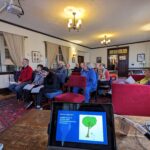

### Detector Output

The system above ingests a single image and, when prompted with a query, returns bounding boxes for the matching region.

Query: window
[0,35,16,72]
[52,46,64,69]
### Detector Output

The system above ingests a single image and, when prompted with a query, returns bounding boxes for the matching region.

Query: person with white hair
[55,61,67,86]
[73,62,97,103]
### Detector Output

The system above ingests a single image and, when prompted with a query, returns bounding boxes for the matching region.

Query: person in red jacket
[9,58,33,100]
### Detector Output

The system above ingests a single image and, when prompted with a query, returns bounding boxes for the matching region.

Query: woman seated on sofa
[126,68,150,85]
[137,68,150,84]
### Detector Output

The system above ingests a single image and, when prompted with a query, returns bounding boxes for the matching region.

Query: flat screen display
[56,110,108,145]
[48,103,116,150]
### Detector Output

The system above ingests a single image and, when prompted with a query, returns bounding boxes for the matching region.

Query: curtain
[45,41,59,68]
[3,32,25,67]
[61,46,69,64]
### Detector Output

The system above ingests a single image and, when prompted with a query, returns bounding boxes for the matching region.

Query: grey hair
[86,62,93,69]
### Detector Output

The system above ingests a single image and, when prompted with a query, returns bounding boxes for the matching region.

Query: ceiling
[0,0,150,49]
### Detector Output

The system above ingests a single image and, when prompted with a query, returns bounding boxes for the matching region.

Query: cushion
[125,76,135,84]
[45,90,62,99]
[55,93,85,103]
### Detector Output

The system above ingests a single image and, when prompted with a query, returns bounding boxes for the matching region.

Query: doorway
[78,55,84,65]
[107,47,129,77]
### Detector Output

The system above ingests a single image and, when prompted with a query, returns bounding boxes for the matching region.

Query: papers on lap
[23,84,35,90]
[31,85,44,93]
[9,81,18,85]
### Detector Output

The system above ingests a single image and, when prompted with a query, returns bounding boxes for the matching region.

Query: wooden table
[0,109,150,150]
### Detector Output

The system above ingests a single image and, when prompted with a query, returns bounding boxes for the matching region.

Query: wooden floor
[0,93,15,101]
[0,109,150,150]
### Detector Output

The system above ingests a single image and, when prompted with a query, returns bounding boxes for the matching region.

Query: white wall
[0,21,90,69]
[78,50,90,63]
[90,42,150,68]
[0,21,90,88]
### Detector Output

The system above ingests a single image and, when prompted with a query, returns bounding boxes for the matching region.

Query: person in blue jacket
[73,62,97,103]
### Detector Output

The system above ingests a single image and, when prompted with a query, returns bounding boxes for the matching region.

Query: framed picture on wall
[32,51,41,63]
[137,53,145,62]
[96,57,102,63]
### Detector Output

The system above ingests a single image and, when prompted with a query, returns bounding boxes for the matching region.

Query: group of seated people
[9,58,68,109]
[9,58,112,109]
[9,58,150,110]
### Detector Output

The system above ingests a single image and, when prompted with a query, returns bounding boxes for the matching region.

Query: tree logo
[82,116,97,137]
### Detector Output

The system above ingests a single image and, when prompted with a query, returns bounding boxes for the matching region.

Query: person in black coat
[73,63,82,72]
[35,70,60,109]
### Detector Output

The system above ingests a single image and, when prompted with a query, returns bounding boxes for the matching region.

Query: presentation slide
[56,110,108,145]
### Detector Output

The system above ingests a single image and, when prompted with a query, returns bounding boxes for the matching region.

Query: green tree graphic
[82,116,97,138]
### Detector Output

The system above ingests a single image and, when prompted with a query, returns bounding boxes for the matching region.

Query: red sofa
[112,83,150,116]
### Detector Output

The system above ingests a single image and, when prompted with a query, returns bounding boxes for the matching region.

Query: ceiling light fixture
[101,35,111,45]
[68,12,82,32]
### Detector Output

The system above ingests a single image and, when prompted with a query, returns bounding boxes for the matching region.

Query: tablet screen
[48,103,116,150]
[56,110,108,145]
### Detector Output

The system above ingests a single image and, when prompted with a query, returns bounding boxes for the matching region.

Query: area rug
[0,97,27,133]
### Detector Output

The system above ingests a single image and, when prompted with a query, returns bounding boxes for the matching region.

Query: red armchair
[55,75,86,103]
[112,83,150,116]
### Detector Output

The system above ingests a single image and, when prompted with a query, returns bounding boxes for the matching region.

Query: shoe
[25,101,33,109]
[36,105,43,110]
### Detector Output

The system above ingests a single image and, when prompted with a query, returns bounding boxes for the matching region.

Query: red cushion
[67,76,86,88]
[112,83,150,116]
[129,75,145,81]
[71,72,81,75]
[55,93,85,103]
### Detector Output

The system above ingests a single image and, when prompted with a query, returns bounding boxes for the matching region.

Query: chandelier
[101,35,111,45]
[68,12,82,31]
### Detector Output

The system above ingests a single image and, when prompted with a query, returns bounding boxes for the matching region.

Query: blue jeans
[9,81,30,99]
[73,86,95,103]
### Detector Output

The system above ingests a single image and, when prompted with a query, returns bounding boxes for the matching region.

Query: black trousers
[35,88,58,106]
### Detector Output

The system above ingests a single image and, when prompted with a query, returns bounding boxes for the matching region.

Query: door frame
[107,46,129,76]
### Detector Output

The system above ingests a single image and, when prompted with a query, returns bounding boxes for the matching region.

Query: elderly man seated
[54,61,67,86]
[73,62,97,103]
[9,58,33,101]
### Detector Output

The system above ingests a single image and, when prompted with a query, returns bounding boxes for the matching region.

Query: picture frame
[72,57,75,63]
[137,53,145,62]
[32,51,41,63]
[96,57,102,63]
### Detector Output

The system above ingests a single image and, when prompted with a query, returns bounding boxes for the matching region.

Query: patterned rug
[0,97,27,133]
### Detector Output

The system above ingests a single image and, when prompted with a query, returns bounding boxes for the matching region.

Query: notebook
[48,102,116,150]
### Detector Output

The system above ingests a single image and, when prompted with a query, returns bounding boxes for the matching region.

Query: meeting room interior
[0,0,150,150]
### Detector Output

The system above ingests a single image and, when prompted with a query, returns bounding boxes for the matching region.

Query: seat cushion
[45,90,63,99]
[55,93,85,103]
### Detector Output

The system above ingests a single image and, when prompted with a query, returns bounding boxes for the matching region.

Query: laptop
[48,102,116,150]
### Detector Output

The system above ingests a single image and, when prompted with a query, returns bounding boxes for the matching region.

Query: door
[118,54,128,77]
[107,47,129,77]
[78,55,84,65]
